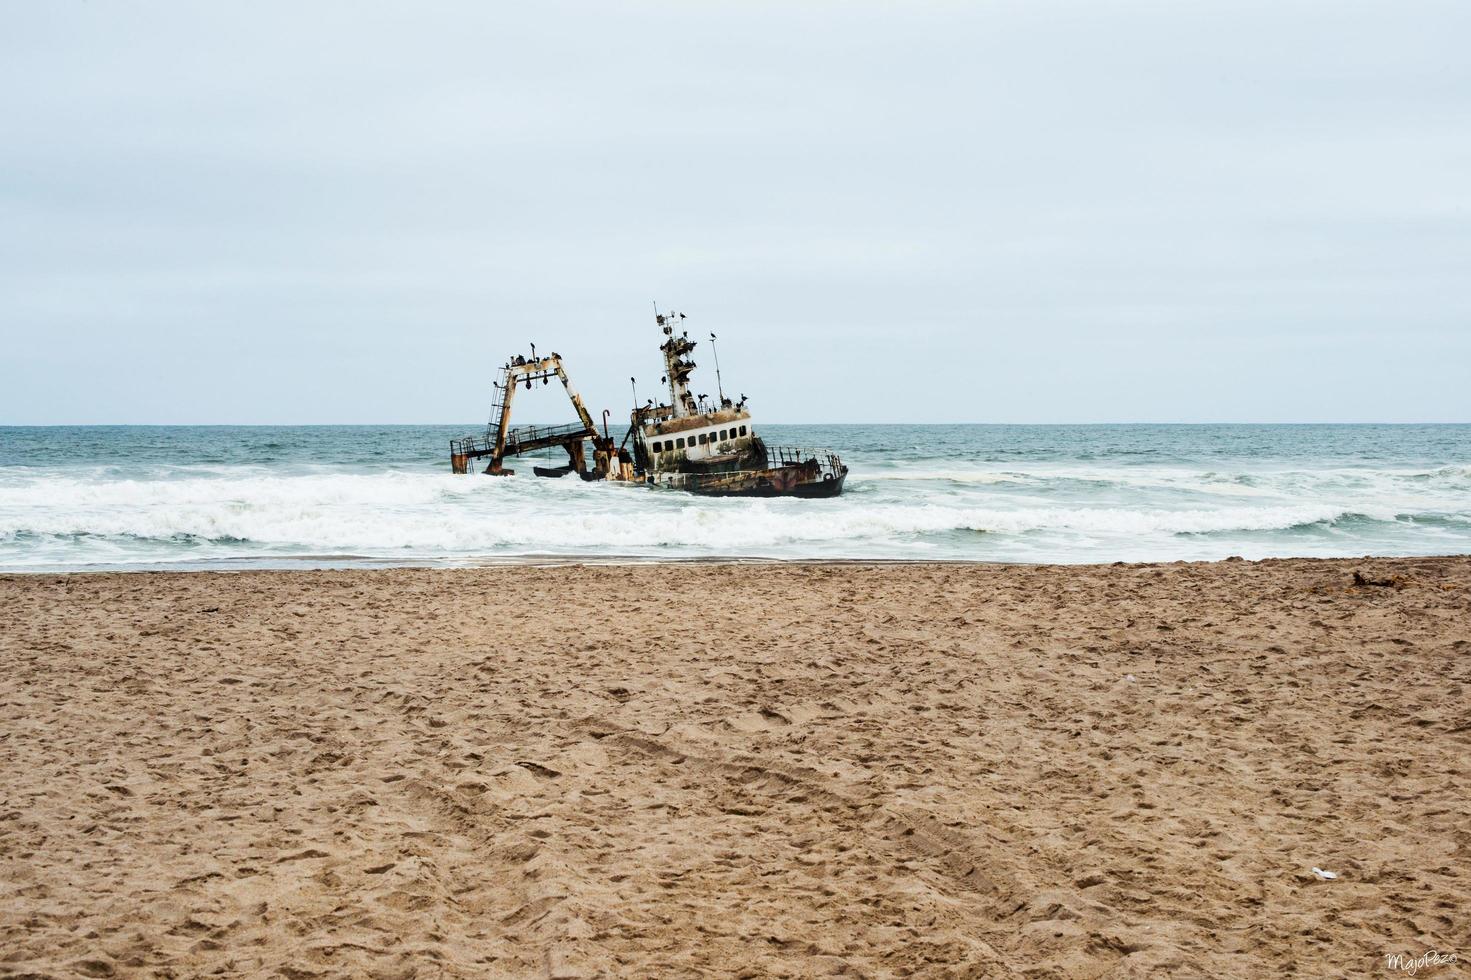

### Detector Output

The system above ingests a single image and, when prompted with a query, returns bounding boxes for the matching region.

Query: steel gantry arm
[550,356,598,434]
[471,354,600,476]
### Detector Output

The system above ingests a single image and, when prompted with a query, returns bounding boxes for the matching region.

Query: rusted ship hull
[675,470,847,498]
[653,450,848,497]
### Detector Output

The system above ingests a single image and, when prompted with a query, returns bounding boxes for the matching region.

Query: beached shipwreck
[450,312,847,497]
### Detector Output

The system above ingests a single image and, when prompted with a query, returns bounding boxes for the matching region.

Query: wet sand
[1,557,1468,978]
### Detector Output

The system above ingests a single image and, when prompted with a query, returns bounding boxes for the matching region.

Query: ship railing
[763,445,846,479]
[450,433,496,458]
[451,421,593,459]
[502,421,591,454]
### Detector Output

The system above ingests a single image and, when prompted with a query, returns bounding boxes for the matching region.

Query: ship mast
[657,311,699,418]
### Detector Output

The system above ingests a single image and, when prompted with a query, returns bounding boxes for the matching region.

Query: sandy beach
[1,556,1467,978]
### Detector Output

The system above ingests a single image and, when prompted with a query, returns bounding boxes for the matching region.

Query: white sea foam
[0,469,1450,562]
[3,430,1470,569]
[857,462,1471,498]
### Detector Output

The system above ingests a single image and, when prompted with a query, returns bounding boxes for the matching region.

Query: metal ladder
[486,367,510,432]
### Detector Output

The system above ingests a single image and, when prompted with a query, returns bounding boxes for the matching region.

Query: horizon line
[4,420,1471,428]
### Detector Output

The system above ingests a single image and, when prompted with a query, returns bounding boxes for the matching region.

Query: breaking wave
[3,424,1469,569]
[2,471,1466,569]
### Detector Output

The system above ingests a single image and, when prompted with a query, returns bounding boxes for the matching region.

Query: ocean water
[1,424,1468,572]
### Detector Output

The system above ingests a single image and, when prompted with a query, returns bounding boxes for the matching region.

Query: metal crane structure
[449,352,622,479]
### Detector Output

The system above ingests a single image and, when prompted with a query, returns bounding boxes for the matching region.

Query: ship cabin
[641,407,756,474]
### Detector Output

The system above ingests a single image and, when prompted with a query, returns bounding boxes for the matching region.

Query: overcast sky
[2,1,1468,424]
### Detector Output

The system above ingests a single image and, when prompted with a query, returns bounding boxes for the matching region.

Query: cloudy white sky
[2,1,1468,424]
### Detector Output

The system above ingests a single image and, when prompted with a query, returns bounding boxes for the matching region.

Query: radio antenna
[709,332,726,405]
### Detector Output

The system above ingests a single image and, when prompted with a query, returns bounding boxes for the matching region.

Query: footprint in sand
[725,708,791,732]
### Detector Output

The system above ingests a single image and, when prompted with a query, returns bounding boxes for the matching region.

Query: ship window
[740,425,748,436]
[652,441,662,453]
[719,429,728,441]
[698,433,708,445]
[676,437,685,449]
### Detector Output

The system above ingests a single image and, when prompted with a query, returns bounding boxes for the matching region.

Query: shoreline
[3,555,1467,975]
[7,550,1471,577]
